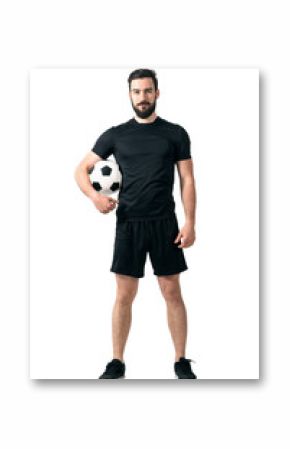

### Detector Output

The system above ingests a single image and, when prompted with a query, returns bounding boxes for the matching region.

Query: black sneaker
[98,359,126,379]
[174,357,197,379]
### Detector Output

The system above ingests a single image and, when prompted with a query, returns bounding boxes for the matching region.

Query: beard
[131,99,157,119]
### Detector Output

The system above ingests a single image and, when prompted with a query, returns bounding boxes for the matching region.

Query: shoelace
[105,360,123,374]
[180,358,196,364]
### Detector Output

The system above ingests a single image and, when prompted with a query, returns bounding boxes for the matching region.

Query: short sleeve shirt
[91,116,191,222]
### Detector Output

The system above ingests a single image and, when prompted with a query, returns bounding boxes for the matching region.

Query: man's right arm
[74,151,117,214]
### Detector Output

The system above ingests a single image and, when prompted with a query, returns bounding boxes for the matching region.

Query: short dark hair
[128,68,158,91]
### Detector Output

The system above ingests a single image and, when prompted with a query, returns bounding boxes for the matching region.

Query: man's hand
[174,221,196,248]
[90,191,118,214]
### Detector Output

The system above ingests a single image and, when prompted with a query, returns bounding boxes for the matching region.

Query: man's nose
[140,93,149,104]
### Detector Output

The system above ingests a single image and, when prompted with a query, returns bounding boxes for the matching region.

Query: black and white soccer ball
[89,159,122,195]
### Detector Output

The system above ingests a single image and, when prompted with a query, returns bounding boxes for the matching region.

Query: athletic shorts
[110,214,188,278]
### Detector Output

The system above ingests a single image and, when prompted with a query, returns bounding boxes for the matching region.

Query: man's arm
[174,159,196,248]
[74,151,117,214]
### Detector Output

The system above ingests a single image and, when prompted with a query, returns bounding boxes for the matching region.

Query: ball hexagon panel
[101,165,112,176]
[92,182,102,191]
[110,182,120,192]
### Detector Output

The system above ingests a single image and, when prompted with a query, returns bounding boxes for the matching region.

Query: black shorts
[110,214,188,278]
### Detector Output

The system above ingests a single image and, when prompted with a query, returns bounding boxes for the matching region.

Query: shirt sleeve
[174,126,191,162]
[91,126,115,159]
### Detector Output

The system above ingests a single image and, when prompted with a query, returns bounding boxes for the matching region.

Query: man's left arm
[174,159,196,248]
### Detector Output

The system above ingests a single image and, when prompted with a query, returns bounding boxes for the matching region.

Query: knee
[116,287,137,306]
[159,282,182,304]
[115,275,138,306]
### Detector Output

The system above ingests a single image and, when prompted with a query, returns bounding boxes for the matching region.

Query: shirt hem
[117,212,176,223]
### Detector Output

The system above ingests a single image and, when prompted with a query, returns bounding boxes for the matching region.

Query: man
[74,68,197,379]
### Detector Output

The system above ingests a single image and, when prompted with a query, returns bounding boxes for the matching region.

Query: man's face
[129,77,160,119]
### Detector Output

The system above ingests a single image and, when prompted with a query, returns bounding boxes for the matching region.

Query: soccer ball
[89,159,122,195]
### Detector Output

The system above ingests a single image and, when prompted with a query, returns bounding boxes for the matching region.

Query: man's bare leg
[157,274,187,362]
[112,274,139,361]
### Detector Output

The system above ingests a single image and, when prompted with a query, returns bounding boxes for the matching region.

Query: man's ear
[155,89,160,99]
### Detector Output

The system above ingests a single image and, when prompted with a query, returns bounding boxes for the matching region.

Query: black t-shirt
[91,116,191,222]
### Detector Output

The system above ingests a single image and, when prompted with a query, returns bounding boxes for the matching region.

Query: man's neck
[134,112,158,124]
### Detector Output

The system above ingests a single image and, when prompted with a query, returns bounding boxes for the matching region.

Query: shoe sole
[175,375,197,379]
[98,376,126,379]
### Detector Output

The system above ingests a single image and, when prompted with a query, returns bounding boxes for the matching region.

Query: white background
[0,0,289,447]
[30,68,259,379]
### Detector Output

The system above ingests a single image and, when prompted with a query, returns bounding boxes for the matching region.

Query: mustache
[138,102,150,106]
